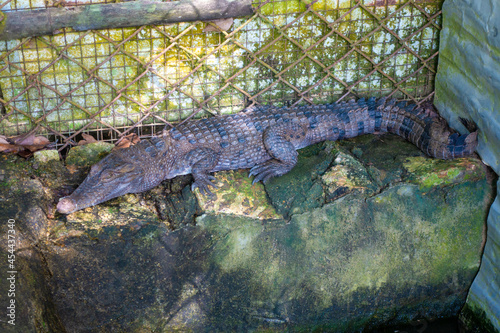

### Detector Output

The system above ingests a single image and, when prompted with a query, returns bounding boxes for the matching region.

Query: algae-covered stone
[33,149,59,164]
[403,156,485,191]
[147,182,201,229]
[336,133,424,187]
[65,142,114,167]
[0,155,67,332]
[176,168,488,331]
[321,151,378,201]
[62,193,158,230]
[196,169,281,220]
[265,142,335,218]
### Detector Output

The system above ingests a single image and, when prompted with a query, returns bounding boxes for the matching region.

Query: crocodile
[56,97,478,214]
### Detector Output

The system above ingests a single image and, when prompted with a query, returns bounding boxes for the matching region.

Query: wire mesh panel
[0,0,444,150]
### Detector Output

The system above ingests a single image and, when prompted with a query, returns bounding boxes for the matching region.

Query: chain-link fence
[0,0,444,151]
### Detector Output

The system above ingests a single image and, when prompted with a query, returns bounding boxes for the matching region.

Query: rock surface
[435,0,500,331]
[0,134,493,332]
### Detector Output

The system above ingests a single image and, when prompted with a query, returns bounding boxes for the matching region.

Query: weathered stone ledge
[0,133,494,332]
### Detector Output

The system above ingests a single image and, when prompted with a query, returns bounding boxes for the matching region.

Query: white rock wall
[435,0,500,330]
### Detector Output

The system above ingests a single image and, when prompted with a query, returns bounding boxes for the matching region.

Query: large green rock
[0,134,493,332]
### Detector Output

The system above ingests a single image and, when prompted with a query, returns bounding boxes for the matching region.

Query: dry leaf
[115,133,141,150]
[22,136,51,152]
[12,133,36,145]
[23,145,47,152]
[82,133,97,143]
[203,18,234,32]
[0,143,23,154]
[33,136,50,146]
[78,133,97,146]
[12,133,49,147]
[0,133,51,156]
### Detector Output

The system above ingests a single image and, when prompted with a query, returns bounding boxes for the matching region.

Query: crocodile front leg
[183,147,220,195]
[250,123,306,184]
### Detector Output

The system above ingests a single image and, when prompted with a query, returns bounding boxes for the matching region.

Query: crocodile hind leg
[184,148,219,195]
[250,124,304,184]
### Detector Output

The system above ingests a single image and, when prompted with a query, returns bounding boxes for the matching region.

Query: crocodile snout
[57,197,77,214]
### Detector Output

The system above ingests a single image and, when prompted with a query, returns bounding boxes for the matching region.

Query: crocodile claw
[191,175,217,196]
[250,161,285,184]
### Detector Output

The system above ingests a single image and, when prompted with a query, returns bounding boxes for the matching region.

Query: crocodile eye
[99,164,136,183]
[100,170,116,183]
[117,164,135,173]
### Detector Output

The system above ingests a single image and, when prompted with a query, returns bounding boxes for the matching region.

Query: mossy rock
[265,142,336,218]
[403,156,485,191]
[33,149,59,164]
[196,169,281,220]
[65,142,114,167]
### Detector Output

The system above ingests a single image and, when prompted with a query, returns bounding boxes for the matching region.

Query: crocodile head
[57,151,148,214]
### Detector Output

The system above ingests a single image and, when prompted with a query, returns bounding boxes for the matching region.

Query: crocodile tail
[375,98,478,159]
[418,117,478,159]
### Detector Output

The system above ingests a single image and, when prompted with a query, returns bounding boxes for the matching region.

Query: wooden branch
[0,0,254,41]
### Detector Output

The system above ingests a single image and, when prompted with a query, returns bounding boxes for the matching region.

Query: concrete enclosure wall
[435,0,500,330]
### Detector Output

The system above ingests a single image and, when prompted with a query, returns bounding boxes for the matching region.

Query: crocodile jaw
[57,197,79,214]
[57,179,141,214]
[56,150,150,214]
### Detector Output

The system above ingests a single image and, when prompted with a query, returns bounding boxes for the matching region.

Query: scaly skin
[57,98,478,214]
